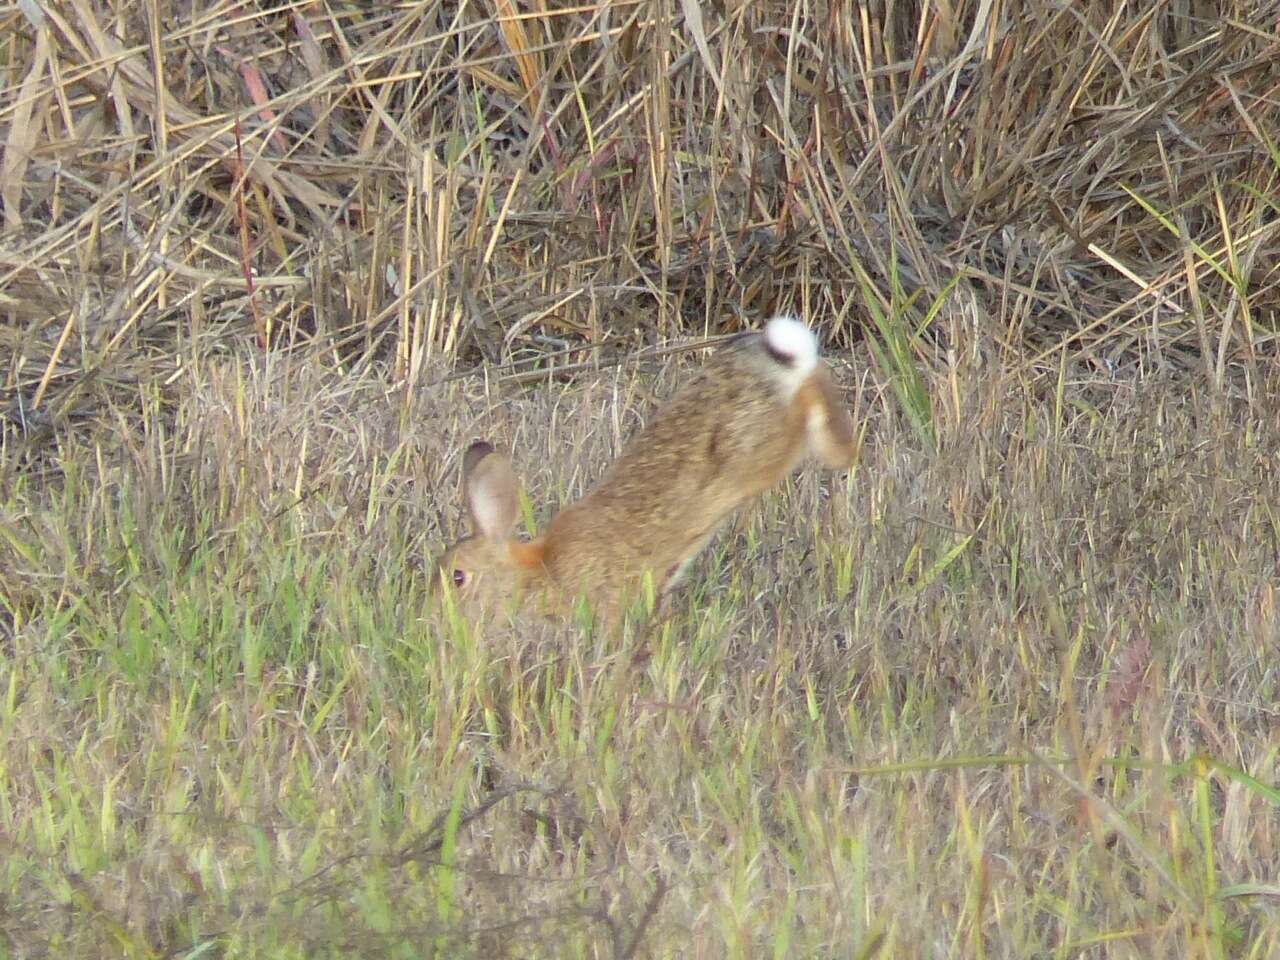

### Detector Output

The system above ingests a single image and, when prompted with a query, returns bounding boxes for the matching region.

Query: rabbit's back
[541,331,814,597]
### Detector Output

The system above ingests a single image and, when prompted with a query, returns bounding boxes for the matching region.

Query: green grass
[3,356,1278,958]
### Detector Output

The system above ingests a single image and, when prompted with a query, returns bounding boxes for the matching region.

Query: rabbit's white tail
[763,316,819,376]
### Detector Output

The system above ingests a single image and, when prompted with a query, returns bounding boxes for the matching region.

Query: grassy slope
[4,351,1279,957]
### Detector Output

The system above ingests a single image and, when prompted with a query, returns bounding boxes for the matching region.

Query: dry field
[2,1,1280,957]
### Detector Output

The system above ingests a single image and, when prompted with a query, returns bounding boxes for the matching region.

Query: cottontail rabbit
[434,316,857,620]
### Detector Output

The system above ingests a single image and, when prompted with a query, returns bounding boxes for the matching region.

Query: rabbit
[433,316,858,621]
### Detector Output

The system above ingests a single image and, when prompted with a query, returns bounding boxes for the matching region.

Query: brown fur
[433,325,857,620]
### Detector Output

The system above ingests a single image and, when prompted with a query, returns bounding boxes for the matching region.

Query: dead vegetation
[3,1,1279,425]
[2,1,1280,957]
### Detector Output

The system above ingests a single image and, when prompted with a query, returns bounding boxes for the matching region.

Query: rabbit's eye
[452,569,468,589]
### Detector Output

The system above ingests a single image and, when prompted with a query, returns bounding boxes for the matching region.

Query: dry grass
[3,1,1280,957]
[4,2,1279,407]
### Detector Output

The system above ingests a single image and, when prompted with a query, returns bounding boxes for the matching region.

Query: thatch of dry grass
[3,1,1279,426]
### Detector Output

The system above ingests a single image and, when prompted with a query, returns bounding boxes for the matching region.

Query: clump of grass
[3,1,1278,430]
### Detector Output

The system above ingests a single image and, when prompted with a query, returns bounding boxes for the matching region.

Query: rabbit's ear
[798,364,858,469]
[462,441,521,541]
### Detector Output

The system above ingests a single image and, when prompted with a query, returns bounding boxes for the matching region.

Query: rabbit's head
[431,441,547,616]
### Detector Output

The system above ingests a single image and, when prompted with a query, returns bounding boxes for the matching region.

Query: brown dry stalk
[0,1,1275,428]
